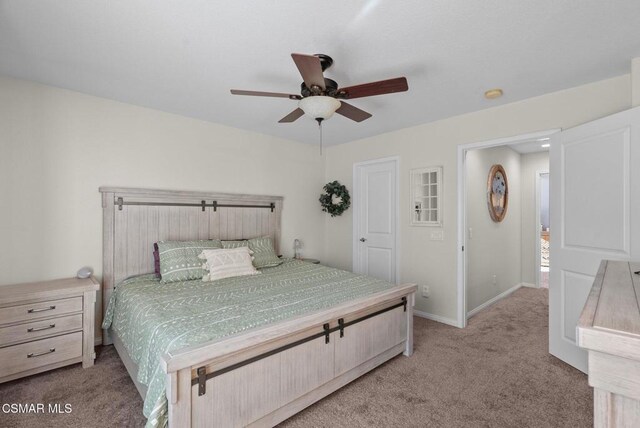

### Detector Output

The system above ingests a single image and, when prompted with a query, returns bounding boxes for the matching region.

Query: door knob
[360,238,367,242]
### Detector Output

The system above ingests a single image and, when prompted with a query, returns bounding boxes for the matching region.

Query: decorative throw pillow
[199,247,260,282]
[248,236,282,268]
[158,240,222,283]
[221,240,249,249]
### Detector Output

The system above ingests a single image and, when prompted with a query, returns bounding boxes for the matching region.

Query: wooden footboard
[161,284,416,427]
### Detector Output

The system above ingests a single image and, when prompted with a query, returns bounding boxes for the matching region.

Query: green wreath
[319,181,351,217]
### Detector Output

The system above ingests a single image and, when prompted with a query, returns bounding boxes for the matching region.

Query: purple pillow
[153,243,161,278]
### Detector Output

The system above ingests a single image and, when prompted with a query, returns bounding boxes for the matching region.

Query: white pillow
[199,247,260,282]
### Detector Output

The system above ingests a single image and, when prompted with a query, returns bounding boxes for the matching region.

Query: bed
[100,187,417,427]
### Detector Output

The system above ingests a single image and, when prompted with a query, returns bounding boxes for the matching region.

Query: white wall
[324,74,630,323]
[0,75,326,335]
[520,152,550,285]
[465,146,522,312]
[540,174,550,229]
[1,72,633,328]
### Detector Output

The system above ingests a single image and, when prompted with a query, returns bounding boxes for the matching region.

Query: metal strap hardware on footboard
[193,296,407,396]
[115,197,276,212]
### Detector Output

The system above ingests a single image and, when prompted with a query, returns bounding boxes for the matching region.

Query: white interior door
[549,107,640,372]
[353,158,398,283]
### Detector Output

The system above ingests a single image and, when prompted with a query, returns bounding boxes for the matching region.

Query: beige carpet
[0,287,592,428]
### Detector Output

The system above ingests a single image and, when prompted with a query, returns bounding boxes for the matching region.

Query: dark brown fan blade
[231,89,301,100]
[291,53,326,91]
[335,101,372,122]
[339,77,408,99]
[278,108,305,123]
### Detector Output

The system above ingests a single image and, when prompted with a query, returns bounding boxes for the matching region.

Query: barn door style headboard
[100,187,283,343]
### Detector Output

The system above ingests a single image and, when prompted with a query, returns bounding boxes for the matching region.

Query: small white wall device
[77,266,93,279]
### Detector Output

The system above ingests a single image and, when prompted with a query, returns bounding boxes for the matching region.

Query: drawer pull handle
[27,348,55,358]
[27,305,56,313]
[27,324,56,332]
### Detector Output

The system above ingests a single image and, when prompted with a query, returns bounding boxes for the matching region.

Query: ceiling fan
[230,53,408,124]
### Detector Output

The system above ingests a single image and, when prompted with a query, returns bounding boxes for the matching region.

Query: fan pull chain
[316,118,324,155]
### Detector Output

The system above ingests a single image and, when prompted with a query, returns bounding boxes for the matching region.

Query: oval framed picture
[487,164,508,222]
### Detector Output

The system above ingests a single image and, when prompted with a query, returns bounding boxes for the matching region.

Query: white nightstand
[0,276,100,383]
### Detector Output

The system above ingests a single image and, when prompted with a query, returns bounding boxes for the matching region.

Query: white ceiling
[2,1,640,146]
[508,139,550,155]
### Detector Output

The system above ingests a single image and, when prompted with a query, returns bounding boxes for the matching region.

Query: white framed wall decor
[410,166,442,227]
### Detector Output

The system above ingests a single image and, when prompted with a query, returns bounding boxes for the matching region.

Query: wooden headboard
[100,187,283,342]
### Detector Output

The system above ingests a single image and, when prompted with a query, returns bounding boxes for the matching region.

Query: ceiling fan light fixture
[298,96,341,121]
[231,53,406,124]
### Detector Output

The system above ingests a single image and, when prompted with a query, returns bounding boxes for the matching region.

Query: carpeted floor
[0,287,592,428]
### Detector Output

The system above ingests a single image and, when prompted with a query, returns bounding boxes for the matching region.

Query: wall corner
[632,57,640,108]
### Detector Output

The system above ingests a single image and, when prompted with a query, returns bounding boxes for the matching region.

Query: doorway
[456,130,558,327]
[455,108,640,372]
[352,156,400,284]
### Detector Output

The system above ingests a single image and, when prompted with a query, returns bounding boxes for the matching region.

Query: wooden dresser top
[593,261,640,335]
[0,277,99,306]
[578,260,640,360]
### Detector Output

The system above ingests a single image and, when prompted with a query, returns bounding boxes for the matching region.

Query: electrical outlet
[430,230,444,241]
[492,275,497,285]
[421,285,430,298]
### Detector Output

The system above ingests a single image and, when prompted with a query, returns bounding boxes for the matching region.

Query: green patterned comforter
[102,259,393,427]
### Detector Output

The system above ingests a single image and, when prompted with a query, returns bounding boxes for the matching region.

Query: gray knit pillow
[248,237,282,269]
[221,240,249,249]
[158,240,223,283]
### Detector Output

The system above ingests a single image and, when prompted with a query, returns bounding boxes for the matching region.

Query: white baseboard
[467,282,523,318]
[521,282,538,288]
[413,309,460,328]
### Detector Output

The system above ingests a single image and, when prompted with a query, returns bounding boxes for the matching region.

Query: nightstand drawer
[0,314,83,347]
[0,297,82,326]
[0,331,82,378]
